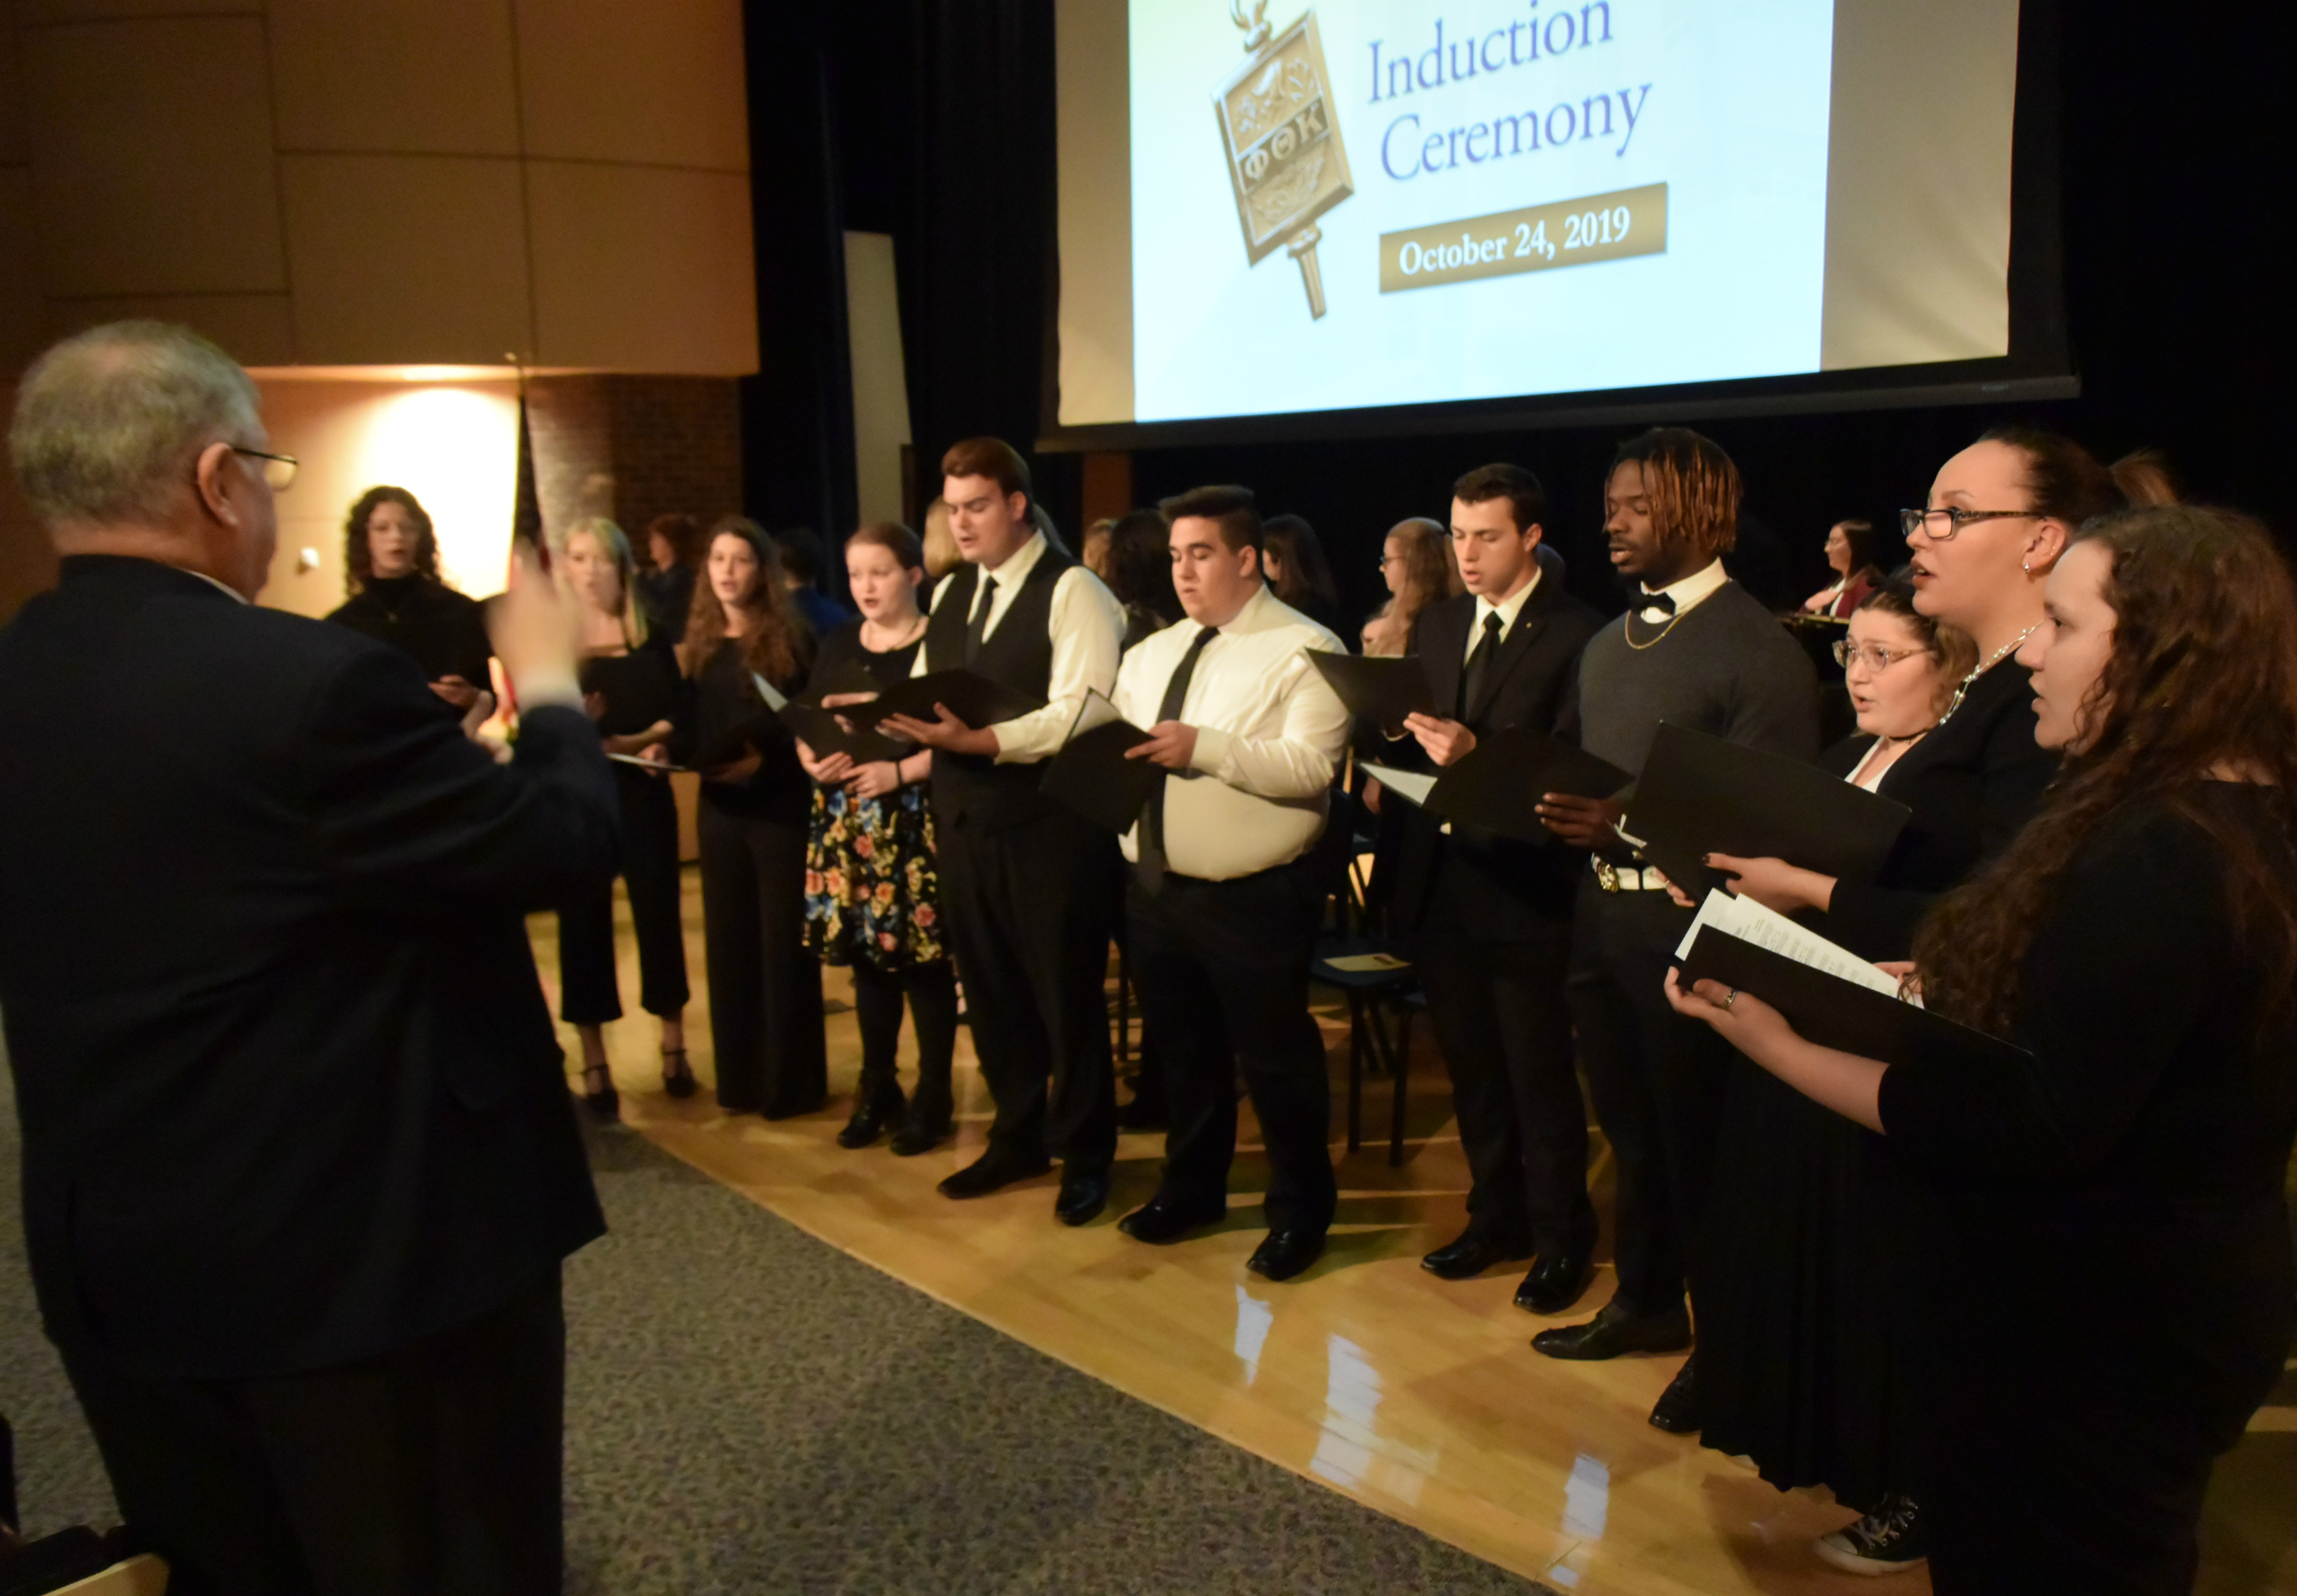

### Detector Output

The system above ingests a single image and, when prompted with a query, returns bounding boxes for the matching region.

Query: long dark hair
[1263,513,1339,608]
[343,485,441,593]
[1915,506,2297,1035]
[678,516,812,687]
[1105,507,1179,626]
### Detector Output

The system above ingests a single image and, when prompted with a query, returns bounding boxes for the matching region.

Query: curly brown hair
[343,485,440,593]
[1914,505,2297,1036]
[677,516,813,687]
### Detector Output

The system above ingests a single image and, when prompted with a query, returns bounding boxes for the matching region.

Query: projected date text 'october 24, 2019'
[1379,181,1666,294]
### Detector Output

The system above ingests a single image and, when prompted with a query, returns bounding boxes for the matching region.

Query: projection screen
[1054,0,2065,440]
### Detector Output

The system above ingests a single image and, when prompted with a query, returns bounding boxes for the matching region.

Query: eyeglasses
[1376,553,1406,570]
[1899,507,2030,541]
[232,447,299,490]
[1833,640,1935,671]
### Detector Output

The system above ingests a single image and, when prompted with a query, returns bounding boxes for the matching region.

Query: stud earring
[2021,558,2032,574]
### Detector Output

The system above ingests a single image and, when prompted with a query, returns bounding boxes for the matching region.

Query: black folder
[1423,729,1630,842]
[803,657,882,704]
[1041,717,1161,833]
[1306,650,1437,727]
[1676,926,2031,1073]
[842,668,1045,731]
[774,699,907,764]
[1627,722,1911,898]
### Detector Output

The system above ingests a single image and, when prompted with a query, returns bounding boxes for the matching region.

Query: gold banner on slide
[1379,183,1668,295]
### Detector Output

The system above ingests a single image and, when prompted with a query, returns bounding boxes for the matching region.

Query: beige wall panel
[25,16,285,296]
[1,12,29,166]
[526,162,755,375]
[281,153,531,365]
[843,231,910,531]
[18,0,252,21]
[41,293,295,365]
[268,0,520,157]
[512,0,747,171]
[0,169,46,372]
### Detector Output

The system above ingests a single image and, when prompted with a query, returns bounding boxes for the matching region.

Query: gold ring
[1722,989,1739,1009]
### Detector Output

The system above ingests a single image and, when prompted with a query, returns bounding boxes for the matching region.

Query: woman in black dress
[678,516,825,1119]
[326,485,492,710]
[1262,514,1345,641]
[552,518,690,1119]
[637,511,702,645]
[793,522,957,1155]
[1669,504,2297,1595]
[1691,430,2168,1575]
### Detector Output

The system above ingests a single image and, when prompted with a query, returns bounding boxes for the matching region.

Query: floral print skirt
[802,782,944,970]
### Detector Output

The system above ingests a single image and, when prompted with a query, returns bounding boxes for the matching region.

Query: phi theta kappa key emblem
[1213,2,1352,319]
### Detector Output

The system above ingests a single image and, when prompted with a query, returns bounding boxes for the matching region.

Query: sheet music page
[750,671,789,711]
[1676,890,1902,997]
[1360,764,1437,807]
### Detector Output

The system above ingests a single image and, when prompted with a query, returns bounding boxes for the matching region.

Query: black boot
[889,1083,954,1157]
[838,1076,906,1149]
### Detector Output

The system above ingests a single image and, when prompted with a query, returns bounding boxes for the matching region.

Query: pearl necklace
[1938,623,2039,724]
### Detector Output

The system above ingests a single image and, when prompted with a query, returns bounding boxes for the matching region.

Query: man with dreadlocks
[1529,427,1818,1434]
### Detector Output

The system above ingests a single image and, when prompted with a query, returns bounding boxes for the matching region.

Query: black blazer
[1823,661,2057,959]
[0,557,617,1381]
[1388,581,1605,937]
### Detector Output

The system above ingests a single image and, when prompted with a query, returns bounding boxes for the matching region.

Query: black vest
[924,544,1073,831]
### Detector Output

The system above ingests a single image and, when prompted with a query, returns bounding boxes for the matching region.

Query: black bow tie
[1636,590,1677,619]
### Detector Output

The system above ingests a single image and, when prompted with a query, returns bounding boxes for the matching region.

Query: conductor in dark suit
[0,322,618,1596]
[1378,465,1605,1313]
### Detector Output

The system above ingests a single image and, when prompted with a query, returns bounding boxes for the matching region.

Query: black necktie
[964,576,998,663]
[1136,625,1219,894]
[1637,589,1676,619]
[1460,611,1503,719]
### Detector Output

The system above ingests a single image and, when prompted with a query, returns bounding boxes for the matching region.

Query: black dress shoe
[1648,1353,1702,1434]
[660,1047,697,1100]
[1530,1300,1693,1361]
[888,1099,954,1157]
[837,1084,906,1149]
[1513,1250,1596,1315]
[1420,1227,1535,1281]
[937,1147,1053,1200]
[581,1063,619,1122]
[1246,1228,1325,1282]
[1054,1165,1111,1226]
[1118,1194,1225,1244]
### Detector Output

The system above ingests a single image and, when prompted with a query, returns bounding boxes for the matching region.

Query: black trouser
[849,959,958,1112]
[698,799,825,1117]
[937,808,1118,1170]
[1568,877,1733,1318]
[1414,901,1592,1259]
[60,1276,565,1596]
[1127,859,1336,1233]
[556,768,688,1025]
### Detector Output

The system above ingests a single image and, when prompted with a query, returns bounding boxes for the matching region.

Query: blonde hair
[1363,517,1460,655]
[921,497,960,580]
[558,516,647,649]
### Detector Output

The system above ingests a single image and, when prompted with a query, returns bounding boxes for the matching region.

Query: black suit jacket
[1388,581,1605,938]
[0,557,617,1380]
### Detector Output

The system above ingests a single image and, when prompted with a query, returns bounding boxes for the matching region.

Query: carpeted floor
[1,1064,1551,1594]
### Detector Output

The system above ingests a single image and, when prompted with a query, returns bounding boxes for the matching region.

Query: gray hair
[8,320,262,529]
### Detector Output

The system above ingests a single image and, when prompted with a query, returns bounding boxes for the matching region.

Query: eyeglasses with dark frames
[231,447,299,490]
[1899,506,2031,541]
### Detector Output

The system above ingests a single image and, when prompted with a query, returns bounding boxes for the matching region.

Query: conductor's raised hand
[881,704,998,758]
[1124,720,1199,770]
[488,541,580,691]
[1401,712,1476,767]
[1535,791,1622,848]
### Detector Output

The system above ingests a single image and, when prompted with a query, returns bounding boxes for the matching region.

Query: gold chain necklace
[1623,607,1685,650]
[1938,623,2039,723]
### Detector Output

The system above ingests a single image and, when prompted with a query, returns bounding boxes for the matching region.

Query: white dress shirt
[1635,557,1728,622]
[918,531,1124,764]
[1111,586,1351,881]
[1463,565,1542,665]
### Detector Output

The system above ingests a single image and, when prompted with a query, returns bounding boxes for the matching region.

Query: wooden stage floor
[530,885,2297,1595]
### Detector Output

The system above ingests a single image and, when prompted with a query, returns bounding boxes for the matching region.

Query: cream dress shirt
[916,531,1124,764]
[1110,585,1350,881]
